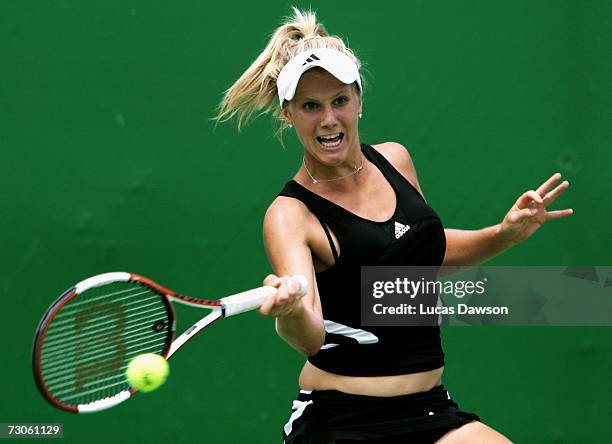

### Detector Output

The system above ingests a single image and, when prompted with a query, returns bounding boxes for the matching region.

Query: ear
[281,106,292,126]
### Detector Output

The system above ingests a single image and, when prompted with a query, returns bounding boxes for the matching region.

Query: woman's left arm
[443,173,573,266]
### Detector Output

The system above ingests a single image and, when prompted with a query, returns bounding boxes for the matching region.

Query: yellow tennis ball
[126,353,169,393]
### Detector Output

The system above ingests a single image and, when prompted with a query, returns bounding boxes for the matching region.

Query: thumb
[507,207,535,224]
[263,274,281,288]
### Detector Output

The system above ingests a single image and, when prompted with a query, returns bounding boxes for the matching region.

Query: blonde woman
[217,8,571,444]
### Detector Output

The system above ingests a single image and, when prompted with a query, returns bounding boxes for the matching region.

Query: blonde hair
[214,7,362,138]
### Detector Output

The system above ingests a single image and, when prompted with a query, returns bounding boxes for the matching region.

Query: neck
[302,146,364,185]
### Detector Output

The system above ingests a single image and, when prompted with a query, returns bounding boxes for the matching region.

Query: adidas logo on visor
[395,221,411,239]
[276,48,362,107]
[302,54,321,66]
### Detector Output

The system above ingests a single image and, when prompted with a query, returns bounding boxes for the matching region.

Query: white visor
[276,48,362,106]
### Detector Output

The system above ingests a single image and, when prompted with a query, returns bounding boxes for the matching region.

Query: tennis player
[217,8,572,443]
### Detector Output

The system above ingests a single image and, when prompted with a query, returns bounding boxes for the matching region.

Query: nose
[320,104,339,128]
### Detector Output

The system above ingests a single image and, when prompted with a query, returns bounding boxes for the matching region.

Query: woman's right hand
[258,274,306,318]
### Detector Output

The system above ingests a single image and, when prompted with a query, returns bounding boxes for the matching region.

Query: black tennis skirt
[282,385,479,444]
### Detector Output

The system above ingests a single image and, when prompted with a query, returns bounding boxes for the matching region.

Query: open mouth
[316,132,344,148]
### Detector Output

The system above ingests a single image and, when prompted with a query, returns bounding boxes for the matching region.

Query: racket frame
[32,272,292,413]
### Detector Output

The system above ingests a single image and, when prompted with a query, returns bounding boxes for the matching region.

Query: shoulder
[370,142,423,194]
[264,196,310,231]
[263,195,320,274]
[371,142,416,171]
[264,195,322,246]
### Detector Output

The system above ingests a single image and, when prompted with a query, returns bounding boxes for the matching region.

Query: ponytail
[214,7,361,138]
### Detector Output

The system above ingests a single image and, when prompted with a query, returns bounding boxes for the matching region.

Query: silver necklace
[302,155,364,184]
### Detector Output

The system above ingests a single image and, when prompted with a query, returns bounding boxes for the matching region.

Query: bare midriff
[298,361,444,397]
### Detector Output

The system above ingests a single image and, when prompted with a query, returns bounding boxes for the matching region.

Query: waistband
[296,384,450,405]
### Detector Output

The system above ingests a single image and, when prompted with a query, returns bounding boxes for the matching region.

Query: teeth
[316,132,343,148]
[319,133,340,140]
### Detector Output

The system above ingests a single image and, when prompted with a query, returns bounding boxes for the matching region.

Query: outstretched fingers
[536,172,563,196]
[543,179,570,206]
[546,208,574,220]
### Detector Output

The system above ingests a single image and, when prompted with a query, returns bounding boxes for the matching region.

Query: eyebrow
[296,87,350,102]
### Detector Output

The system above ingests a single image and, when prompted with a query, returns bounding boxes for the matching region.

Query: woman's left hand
[499,173,573,244]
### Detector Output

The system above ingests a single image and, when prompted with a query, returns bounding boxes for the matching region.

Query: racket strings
[43,340,165,395]
[39,281,171,407]
[42,321,161,361]
[54,288,159,325]
[55,285,149,310]
[43,335,167,380]
[42,306,166,346]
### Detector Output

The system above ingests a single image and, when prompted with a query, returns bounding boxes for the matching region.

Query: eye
[302,102,318,110]
[334,96,349,106]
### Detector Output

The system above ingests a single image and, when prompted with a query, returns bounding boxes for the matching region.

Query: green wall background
[1,1,611,442]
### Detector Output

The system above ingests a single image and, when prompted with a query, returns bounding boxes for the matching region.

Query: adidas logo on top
[394,221,410,239]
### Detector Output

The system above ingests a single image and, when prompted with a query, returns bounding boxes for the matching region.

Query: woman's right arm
[259,197,325,356]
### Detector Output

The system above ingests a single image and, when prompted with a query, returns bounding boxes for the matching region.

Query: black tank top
[278,144,446,376]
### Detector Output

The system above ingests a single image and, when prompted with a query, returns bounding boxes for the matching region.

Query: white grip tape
[221,275,309,317]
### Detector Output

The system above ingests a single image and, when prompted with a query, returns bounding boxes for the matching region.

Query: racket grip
[221,275,309,317]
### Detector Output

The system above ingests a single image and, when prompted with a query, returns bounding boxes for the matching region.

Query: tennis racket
[32,272,307,413]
